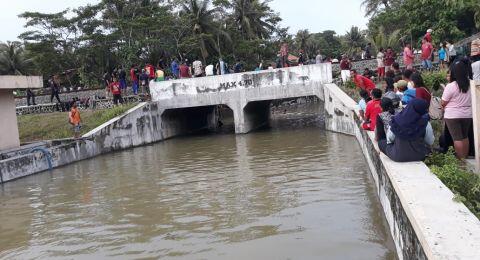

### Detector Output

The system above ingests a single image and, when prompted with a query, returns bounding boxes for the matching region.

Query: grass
[18,104,137,143]
[425,149,480,219]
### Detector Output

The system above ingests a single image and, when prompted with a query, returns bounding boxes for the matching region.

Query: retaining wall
[323,83,480,260]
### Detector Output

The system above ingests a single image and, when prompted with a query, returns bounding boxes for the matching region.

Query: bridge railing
[150,63,333,101]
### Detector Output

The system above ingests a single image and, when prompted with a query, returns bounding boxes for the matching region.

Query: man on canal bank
[69,102,82,139]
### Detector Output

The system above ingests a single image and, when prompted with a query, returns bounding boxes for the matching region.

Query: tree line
[0,0,478,88]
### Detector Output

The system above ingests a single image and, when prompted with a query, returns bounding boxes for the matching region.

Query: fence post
[471,80,480,173]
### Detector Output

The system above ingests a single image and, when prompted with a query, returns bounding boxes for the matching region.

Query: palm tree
[181,0,229,62]
[295,29,311,51]
[368,26,402,51]
[344,26,366,57]
[231,0,278,39]
[0,41,33,75]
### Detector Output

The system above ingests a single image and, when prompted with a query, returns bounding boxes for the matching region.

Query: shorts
[113,94,123,105]
[73,124,82,133]
[445,118,472,141]
[377,67,385,77]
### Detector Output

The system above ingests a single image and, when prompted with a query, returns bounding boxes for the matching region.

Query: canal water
[0,102,396,259]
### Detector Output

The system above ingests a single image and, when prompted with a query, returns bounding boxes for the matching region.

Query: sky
[0,0,368,42]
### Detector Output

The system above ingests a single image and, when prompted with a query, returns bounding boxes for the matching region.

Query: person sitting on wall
[378,98,434,162]
[351,69,376,92]
[362,88,383,131]
[358,89,372,120]
[375,97,400,141]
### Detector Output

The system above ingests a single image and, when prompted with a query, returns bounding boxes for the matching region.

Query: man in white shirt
[376,48,385,80]
[192,59,203,77]
[315,51,323,64]
[205,64,214,76]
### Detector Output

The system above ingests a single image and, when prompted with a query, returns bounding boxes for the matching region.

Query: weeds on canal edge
[425,149,480,219]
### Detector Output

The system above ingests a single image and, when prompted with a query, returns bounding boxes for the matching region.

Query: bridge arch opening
[160,105,234,138]
[239,95,324,133]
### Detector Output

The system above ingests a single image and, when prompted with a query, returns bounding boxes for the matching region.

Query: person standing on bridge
[179,61,191,78]
[155,64,165,82]
[316,51,323,64]
[280,42,289,68]
[192,58,203,77]
[171,59,180,79]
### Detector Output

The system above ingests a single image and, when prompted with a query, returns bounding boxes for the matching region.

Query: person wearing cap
[471,38,480,81]
[424,29,433,43]
[395,80,413,105]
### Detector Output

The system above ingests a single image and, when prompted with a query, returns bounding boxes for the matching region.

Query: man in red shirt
[179,61,191,78]
[130,65,139,95]
[109,77,123,105]
[351,69,376,92]
[362,88,383,131]
[421,39,433,70]
[384,47,395,72]
[145,63,155,80]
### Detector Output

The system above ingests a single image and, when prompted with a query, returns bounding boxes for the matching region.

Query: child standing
[69,102,82,139]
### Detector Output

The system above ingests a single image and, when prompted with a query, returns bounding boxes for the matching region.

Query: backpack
[429,96,444,120]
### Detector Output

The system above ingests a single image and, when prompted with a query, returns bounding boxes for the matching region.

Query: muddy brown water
[0,102,396,259]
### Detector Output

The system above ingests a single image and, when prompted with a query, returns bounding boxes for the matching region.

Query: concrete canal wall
[1,63,479,259]
[323,83,480,260]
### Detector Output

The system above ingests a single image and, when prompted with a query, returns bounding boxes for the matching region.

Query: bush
[425,149,480,219]
[421,70,448,93]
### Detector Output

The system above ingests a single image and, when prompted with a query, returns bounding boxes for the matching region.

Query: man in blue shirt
[171,59,179,79]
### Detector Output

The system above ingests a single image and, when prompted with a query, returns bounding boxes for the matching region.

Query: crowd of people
[355,34,480,163]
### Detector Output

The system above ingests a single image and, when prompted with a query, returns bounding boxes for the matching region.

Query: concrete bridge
[150,63,333,134]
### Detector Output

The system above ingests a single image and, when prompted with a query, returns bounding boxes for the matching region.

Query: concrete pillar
[0,90,21,150]
[471,80,480,173]
[235,100,271,134]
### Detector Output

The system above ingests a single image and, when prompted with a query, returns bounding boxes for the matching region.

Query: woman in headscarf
[442,58,473,159]
[378,98,435,162]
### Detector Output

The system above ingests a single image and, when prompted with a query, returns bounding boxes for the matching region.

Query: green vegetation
[18,104,136,143]
[422,70,448,93]
[425,149,480,219]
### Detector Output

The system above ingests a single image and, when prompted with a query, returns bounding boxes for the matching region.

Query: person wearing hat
[471,38,480,81]
[424,29,433,43]
[395,80,415,105]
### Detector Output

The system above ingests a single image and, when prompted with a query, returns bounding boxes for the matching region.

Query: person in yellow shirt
[69,102,82,139]
[155,64,165,82]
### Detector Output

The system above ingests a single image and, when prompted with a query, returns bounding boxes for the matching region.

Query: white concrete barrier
[150,63,332,100]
